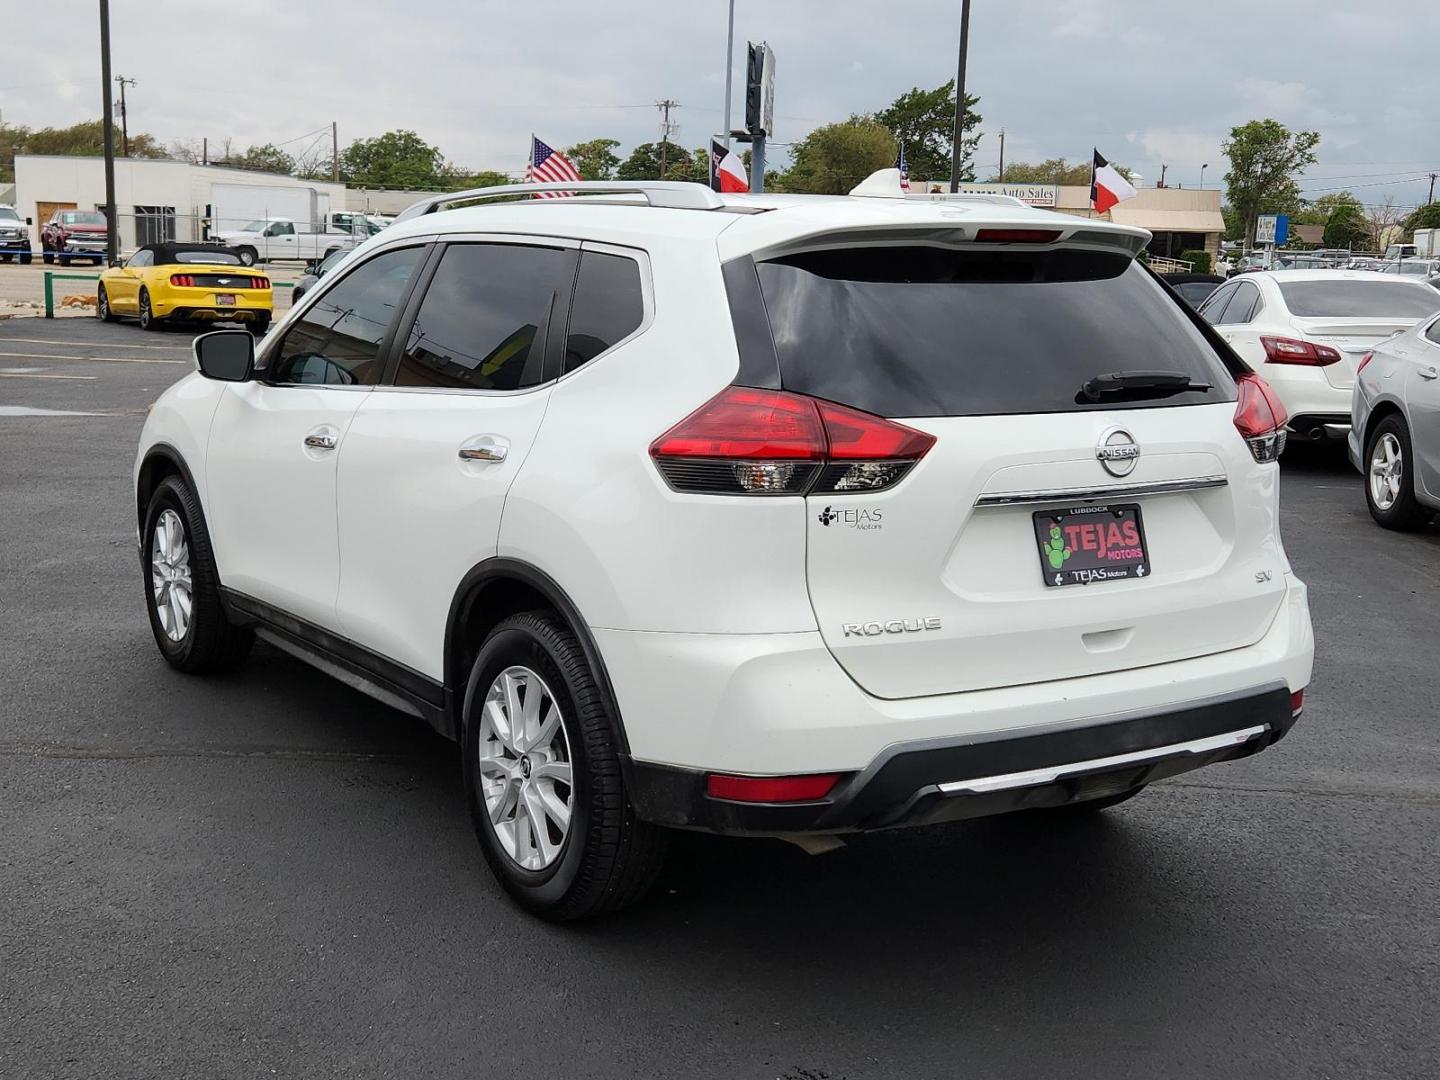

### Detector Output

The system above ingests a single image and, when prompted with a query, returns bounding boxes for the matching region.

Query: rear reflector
[1261,335,1342,366]
[1290,689,1305,715]
[651,386,935,495]
[974,228,1063,244]
[1233,372,1288,463]
[706,772,841,803]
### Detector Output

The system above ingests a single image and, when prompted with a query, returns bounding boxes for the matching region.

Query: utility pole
[332,121,339,181]
[98,0,117,265]
[1158,163,1168,189]
[114,75,136,156]
[722,0,735,149]
[948,0,972,192]
[997,128,1005,182]
[202,136,207,165]
[656,99,678,177]
[1429,172,1437,206]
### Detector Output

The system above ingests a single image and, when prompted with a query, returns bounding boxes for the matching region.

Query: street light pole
[722,0,735,148]
[1200,162,1208,189]
[98,0,117,266]
[947,0,972,193]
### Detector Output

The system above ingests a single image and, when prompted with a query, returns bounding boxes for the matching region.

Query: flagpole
[722,0,735,148]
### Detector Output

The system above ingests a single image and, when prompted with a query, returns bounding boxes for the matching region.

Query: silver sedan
[1350,314,1440,528]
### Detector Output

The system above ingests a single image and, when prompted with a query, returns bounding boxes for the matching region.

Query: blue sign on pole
[1274,214,1290,247]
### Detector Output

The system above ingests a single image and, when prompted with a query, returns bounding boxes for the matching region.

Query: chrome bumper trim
[974,474,1228,507]
[936,724,1269,795]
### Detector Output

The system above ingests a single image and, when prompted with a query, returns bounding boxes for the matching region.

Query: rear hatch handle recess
[1079,370,1214,404]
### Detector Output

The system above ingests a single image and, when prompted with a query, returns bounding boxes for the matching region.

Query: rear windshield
[1278,280,1440,318]
[752,247,1233,417]
[173,250,242,265]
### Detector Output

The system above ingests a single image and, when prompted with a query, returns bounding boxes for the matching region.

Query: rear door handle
[458,435,509,463]
[304,431,338,450]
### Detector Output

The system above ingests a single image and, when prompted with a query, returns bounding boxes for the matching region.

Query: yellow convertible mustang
[97,243,272,333]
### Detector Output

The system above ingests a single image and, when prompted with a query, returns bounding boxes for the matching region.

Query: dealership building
[910,181,1226,262]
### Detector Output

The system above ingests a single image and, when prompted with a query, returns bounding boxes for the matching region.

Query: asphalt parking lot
[2,318,1437,1079]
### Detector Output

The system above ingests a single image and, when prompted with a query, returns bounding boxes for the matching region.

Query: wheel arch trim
[445,557,632,759]
[135,442,204,553]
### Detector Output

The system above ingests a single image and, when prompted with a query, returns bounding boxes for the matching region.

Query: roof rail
[395,181,725,222]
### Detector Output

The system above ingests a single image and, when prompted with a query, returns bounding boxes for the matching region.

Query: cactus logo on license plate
[1033,504,1149,587]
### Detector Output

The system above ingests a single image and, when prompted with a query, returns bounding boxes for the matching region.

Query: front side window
[266,222,294,237]
[395,243,572,391]
[127,250,153,268]
[564,251,645,373]
[270,246,423,386]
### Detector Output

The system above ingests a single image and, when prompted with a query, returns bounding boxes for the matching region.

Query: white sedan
[1198,270,1440,444]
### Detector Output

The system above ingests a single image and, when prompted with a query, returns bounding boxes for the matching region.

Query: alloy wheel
[96,288,108,320]
[476,666,574,871]
[150,509,193,641]
[139,292,152,329]
[1369,432,1403,511]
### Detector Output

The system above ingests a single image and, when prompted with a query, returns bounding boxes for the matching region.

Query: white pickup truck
[212,218,361,266]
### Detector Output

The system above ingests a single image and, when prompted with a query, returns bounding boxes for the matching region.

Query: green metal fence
[42,271,102,319]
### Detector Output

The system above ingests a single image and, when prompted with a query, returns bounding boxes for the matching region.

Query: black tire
[0,254,11,264]
[236,246,258,267]
[42,250,54,265]
[249,315,271,336]
[138,288,162,331]
[96,285,118,323]
[1035,784,1147,816]
[58,253,71,267]
[461,611,667,921]
[1364,414,1429,530]
[142,475,253,674]
[18,252,31,265]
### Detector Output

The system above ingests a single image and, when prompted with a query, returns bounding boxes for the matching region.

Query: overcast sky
[5,0,1438,206]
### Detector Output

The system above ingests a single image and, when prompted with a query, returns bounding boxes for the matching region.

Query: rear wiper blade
[1079,370,1213,403]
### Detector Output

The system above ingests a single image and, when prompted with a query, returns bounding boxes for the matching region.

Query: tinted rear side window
[565,251,644,373]
[753,247,1232,417]
[1277,280,1440,318]
[395,243,571,391]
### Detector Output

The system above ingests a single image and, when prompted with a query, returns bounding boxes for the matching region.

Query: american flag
[525,135,582,198]
[895,143,911,193]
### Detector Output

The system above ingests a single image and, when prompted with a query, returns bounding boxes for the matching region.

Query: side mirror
[304,259,320,274]
[194,329,254,382]
[25,217,32,226]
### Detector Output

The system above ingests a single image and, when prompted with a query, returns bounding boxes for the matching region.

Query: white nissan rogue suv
[133,178,1315,920]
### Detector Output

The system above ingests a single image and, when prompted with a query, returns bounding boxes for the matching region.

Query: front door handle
[1421,366,1438,381]
[304,432,338,450]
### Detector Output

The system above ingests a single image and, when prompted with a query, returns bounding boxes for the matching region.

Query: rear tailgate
[805,405,1286,698]
[747,235,1285,700]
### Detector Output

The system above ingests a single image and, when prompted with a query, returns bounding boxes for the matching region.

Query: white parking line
[0,336,190,351]
[0,350,183,365]
[0,372,97,380]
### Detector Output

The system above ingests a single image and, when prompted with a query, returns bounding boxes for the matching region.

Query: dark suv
[41,209,109,265]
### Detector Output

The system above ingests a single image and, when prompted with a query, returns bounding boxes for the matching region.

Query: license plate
[1033,504,1150,587]
[216,294,236,305]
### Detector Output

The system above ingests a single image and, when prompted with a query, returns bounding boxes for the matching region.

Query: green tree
[999,157,1130,186]
[341,130,447,189]
[873,80,981,184]
[566,138,621,181]
[1322,202,1368,249]
[616,142,693,181]
[1403,201,1440,233]
[229,143,295,175]
[0,119,167,180]
[441,168,512,191]
[780,117,896,194]
[1222,119,1320,247]
[1292,190,1361,226]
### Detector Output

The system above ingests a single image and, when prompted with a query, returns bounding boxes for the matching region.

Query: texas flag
[1091,149,1137,214]
[710,138,750,193]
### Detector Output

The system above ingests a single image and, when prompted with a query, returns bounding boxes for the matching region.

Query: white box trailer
[208,183,332,236]
[1413,228,1438,258]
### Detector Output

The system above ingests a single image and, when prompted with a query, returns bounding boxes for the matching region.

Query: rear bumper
[628,684,1298,834]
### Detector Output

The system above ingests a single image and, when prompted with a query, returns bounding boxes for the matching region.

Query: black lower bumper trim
[626,684,1297,835]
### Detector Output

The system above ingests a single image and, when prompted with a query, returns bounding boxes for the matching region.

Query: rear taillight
[1357,352,1374,374]
[974,228,1063,244]
[649,386,936,496]
[706,772,841,803]
[1234,372,1288,462]
[1260,335,1342,366]
[170,273,195,287]
[251,277,269,289]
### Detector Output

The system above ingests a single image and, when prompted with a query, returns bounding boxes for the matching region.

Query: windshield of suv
[1278,280,1440,318]
[61,211,106,226]
[751,247,1233,417]
[0,208,19,222]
